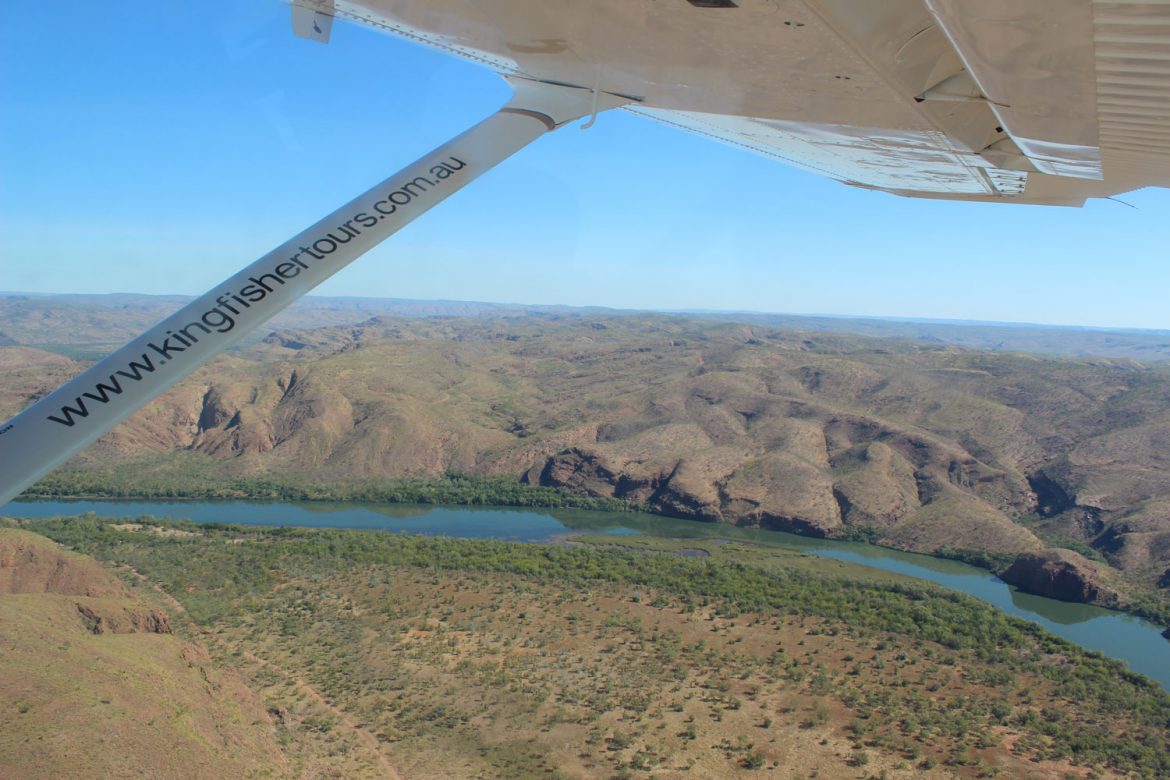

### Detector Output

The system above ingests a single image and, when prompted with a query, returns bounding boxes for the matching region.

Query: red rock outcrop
[75,603,172,635]
[1000,549,1120,608]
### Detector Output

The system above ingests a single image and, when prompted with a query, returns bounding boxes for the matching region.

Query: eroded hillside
[5,314,1170,601]
[0,528,288,779]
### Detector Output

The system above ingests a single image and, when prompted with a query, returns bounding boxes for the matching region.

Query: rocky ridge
[5,313,1170,601]
[0,528,172,633]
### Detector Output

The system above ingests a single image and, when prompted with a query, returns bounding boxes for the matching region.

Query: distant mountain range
[3,291,1169,361]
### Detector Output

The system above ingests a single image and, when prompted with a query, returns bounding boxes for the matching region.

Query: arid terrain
[4,518,1169,779]
[4,297,1170,616]
[0,527,288,778]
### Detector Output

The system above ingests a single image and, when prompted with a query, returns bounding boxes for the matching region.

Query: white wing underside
[304,0,1170,206]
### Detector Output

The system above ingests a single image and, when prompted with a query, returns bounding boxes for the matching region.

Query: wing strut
[0,78,630,506]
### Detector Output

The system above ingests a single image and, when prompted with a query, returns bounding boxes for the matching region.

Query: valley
[4,300,1170,620]
[6,295,1170,778]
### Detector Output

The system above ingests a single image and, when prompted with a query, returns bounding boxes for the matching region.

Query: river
[5,499,1168,690]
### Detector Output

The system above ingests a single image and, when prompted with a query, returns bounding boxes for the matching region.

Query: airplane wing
[304,0,1170,206]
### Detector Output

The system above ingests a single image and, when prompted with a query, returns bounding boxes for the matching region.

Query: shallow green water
[7,499,1168,690]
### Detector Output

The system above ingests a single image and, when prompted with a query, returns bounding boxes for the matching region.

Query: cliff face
[1000,549,1121,608]
[75,602,172,635]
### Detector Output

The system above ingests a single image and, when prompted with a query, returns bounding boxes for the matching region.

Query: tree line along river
[5,498,1168,690]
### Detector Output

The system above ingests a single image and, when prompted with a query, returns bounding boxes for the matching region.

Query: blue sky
[2,2,1168,329]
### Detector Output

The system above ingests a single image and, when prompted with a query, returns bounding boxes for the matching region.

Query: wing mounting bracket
[292,0,336,44]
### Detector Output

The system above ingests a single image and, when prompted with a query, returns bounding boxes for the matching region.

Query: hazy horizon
[5,289,1170,335]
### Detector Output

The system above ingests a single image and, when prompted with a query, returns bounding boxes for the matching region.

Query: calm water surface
[7,499,1168,690]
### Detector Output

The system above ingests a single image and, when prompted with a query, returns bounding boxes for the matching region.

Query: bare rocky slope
[4,312,1170,606]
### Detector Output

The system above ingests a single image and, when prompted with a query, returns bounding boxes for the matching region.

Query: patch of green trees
[16,513,1170,777]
